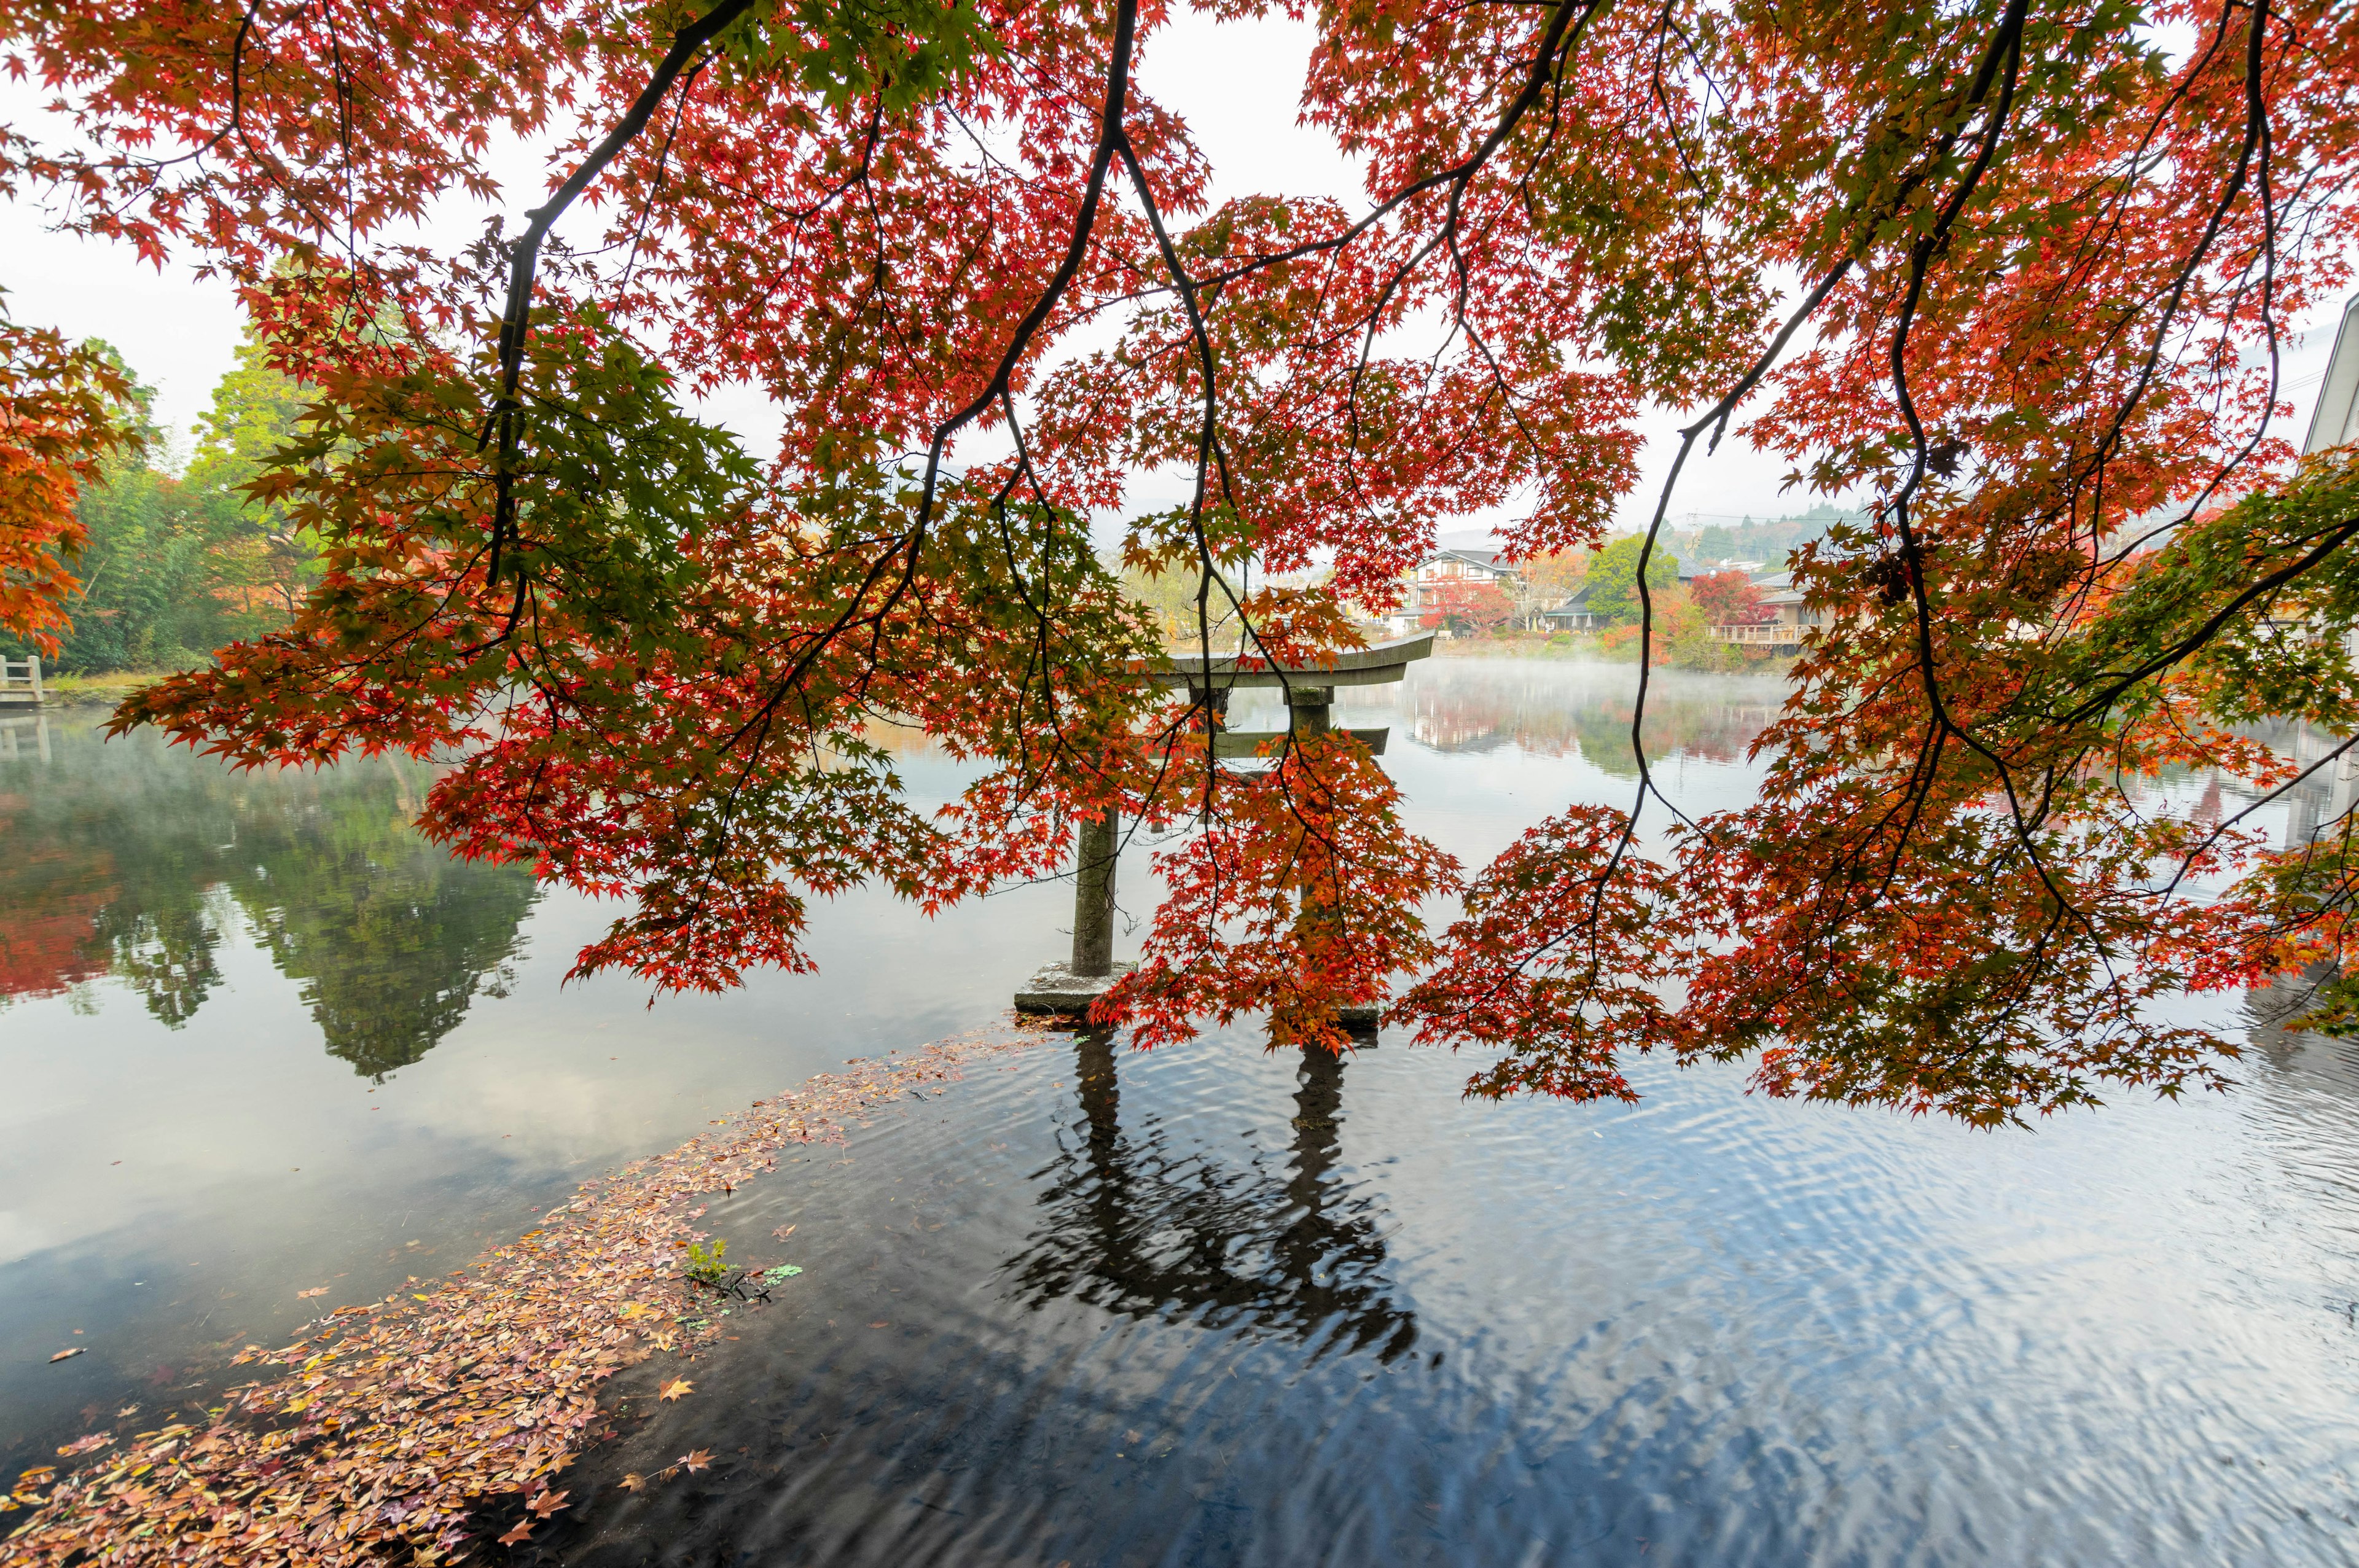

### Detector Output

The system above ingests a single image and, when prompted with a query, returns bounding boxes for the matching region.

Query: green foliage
[1678,504,1853,569]
[2071,454,2359,732]
[186,332,324,619]
[2,335,320,674]
[49,457,240,673]
[683,1238,730,1284]
[720,0,1000,113]
[1581,535,1679,626]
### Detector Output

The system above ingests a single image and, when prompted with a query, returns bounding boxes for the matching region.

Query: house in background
[1706,569,1828,650]
[1533,564,1827,644]
[1382,546,1833,643]
[1414,548,1519,599]
[1536,581,1603,631]
[1379,548,1527,635]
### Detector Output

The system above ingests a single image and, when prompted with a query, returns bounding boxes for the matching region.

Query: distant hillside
[1671,502,1861,571]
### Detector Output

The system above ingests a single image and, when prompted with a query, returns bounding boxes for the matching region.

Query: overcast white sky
[2,8,2349,535]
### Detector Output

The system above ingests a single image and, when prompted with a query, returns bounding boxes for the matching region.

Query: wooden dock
[0,656,47,707]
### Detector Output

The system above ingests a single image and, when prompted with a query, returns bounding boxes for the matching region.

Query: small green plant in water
[759,1265,802,1284]
[683,1238,729,1285]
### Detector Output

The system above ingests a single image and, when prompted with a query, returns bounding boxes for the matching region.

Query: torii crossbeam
[1014,633,1434,1018]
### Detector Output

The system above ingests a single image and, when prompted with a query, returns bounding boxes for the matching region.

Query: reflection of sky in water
[5,665,2359,1566]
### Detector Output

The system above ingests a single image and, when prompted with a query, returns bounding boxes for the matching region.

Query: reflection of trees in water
[1004,1032,1417,1363]
[238,824,535,1079]
[0,723,536,1077]
[1400,665,1775,772]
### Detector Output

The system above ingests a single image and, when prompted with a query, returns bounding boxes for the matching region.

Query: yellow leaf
[659,1379,692,1402]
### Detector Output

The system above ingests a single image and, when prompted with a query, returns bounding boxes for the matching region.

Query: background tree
[1690,570,1773,626]
[186,328,325,623]
[0,341,320,673]
[0,297,135,655]
[5,349,257,672]
[1580,537,1680,628]
[1419,578,1516,635]
[1519,547,1591,607]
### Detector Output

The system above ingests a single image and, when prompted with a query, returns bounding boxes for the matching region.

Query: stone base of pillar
[1014,959,1138,1017]
[1014,960,1382,1034]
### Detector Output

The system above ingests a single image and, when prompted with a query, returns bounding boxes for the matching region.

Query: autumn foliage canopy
[5,0,2359,1122]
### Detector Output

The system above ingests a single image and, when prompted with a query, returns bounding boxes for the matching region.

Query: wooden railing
[0,655,45,705]
[1708,623,1799,645]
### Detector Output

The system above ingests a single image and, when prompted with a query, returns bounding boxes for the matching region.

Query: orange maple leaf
[659,1378,692,1402]
[496,1522,532,1545]
[528,1488,569,1518]
[678,1449,713,1473]
[617,1473,646,1492]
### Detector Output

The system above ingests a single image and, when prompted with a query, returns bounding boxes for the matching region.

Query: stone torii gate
[1014,632,1434,1016]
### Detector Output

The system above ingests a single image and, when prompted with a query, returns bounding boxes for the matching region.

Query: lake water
[5,660,2359,1566]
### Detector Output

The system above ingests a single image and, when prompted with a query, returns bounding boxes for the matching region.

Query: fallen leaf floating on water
[771,1224,797,1241]
[678,1450,713,1473]
[617,1473,646,1492]
[6,1028,1028,1566]
[527,1488,569,1518]
[46,1348,83,1363]
[53,1434,111,1458]
[112,1406,138,1419]
[296,1287,328,1299]
[496,1521,533,1545]
[659,1378,693,1402]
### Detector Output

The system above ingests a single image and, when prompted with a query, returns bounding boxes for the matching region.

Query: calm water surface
[4,660,2357,1566]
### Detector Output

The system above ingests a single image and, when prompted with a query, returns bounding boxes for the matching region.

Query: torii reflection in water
[1004,1028,1418,1363]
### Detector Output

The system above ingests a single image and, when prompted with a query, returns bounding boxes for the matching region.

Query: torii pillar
[1013,633,1433,1019]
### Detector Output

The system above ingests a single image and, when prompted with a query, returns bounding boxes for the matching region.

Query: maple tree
[1688,568,1772,628]
[4,342,319,673]
[2,0,2357,1119]
[1417,577,1516,634]
[0,298,134,655]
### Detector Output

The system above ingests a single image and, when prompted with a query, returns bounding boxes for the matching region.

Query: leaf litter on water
[6,1027,1030,1564]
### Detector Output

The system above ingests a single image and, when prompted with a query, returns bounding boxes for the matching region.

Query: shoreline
[4,1028,1040,1567]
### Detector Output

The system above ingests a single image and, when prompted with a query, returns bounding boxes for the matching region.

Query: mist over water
[5,661,2357,1565]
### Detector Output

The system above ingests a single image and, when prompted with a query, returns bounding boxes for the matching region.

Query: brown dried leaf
[659,1378,692,1402]
[45,1348,83,1363]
